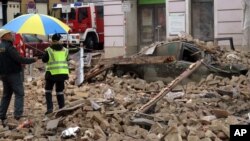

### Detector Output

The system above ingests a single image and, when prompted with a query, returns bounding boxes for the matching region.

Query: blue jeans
[0,72,24,119]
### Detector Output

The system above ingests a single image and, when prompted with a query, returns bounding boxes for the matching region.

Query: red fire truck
[51,2,104,50]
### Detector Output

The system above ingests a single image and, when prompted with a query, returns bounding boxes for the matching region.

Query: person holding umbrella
[42,33,69,115]
[0,29,37,125]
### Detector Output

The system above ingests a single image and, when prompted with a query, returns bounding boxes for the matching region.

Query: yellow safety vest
[46,47,69,75]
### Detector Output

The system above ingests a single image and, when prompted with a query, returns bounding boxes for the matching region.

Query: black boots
[45,92,53,115]
[56,95,65,109]
[45,92,65,115]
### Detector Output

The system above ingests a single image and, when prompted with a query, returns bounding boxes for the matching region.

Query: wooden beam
[136,59,204,114]
[83,56,175,83]
[99,56,175,65]
[84,64,113,82]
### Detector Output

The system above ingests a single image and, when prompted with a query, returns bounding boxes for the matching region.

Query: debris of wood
[3,43,250,140]
[54,103,84,118]
[84,64,113,82]
[131,118,156,126]
[84,56,175,83]
[105,109,128,115]
[99,56,175,65]
[136,59,204,113]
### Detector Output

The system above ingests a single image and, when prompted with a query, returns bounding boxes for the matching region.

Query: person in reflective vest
[42,33,69,115]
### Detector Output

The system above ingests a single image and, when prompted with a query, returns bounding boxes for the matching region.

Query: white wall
[7,2,20,22]
[214,0,243,46]
[103,0,125,58]
[166,0,186,37]
[104,0,124,47]
[166,0,243,46]
[125,0,138,55]
[36,3,48,14]
[0,2,3,20]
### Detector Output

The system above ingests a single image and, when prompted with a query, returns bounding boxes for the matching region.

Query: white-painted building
[103,0,125,58]
[166,0,243,47]
[34,2,48,14]
[105,0,245,58]
[6,1,20,22]
[0,2,3,26]
[1,0,244,58]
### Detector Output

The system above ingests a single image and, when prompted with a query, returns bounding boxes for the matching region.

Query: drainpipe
[2,0,7,25]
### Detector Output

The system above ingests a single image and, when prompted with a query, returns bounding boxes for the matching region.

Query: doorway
[138,5,166,47]
[191,0,214,40]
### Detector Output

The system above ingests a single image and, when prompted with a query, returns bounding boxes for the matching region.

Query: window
[23,34,40,43]
[78,8,88,22]
[191,0,214,40]
[61,9,76,20]
[51,8,61,20]
[96,6,103,18]
[51,8,76,20]
[139,5,166,46]
[182,43,201,62]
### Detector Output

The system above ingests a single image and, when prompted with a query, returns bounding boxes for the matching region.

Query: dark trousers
[45,80,65,112]
[0,72,24,120]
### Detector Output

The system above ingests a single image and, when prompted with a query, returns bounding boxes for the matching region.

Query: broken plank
[84,64,113,82]
[54,103,84,118]
[99,56,175,65]
[131,118,155,126]
[135,59,204,114]
[130,111,165,121]
[105,109,128,115]
[216,89,233,97]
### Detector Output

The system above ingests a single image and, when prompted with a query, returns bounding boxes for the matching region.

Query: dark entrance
[138,5,166,46]
[2,0,8,25]
[191,0,214,40]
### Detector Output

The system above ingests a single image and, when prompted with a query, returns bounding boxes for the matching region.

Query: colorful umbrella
[1,14,70,35]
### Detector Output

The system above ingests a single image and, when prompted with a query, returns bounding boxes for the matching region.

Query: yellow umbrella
[1,13,70,35]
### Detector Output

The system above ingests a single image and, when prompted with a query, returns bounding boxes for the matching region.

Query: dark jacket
[0,39,36,75]
[42,44,69,81]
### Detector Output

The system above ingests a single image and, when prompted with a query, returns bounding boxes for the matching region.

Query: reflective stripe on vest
[46,47,69,75]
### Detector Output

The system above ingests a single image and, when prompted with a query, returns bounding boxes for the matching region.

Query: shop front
[167,0,243,46]
[138,0,166,47]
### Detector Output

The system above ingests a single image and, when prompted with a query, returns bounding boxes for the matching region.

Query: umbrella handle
[25,44,45,53]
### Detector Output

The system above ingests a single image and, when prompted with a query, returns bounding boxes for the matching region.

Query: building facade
[0,0,49,24]
[107,0,244,58]
[0,0,245,58]
[166,0,243,47]
[104,0,166,58]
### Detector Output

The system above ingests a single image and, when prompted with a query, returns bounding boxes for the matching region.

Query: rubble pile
[215,50,250,68]
[0,36,249,140]
[0,67,249,141]
[168,32,250,68]
[168,32,218,53]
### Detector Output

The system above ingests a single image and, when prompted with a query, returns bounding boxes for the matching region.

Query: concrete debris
[131,118,156,126]
[1,40,250,141]
[23,135,34,141]
[166,91,185,101]
[46,117,62,131]
[211,109,230,118]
